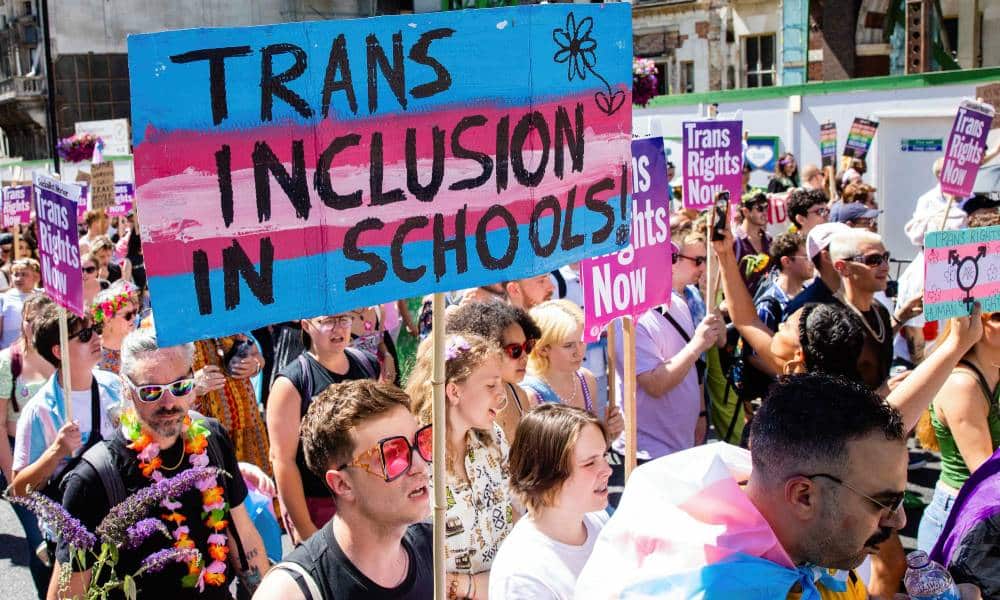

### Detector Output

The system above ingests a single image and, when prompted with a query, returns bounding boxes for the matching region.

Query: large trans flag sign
[128,5,633,345]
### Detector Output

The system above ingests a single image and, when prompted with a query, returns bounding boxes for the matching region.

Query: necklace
[540,373,578,406]
[122,410,230,590]
[844,301,885,344]
[160,443,187,471]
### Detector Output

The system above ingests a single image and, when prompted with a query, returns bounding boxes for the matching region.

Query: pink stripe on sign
[925,281,1000,304]
[134,93,625,181]
[925,241,1000,263]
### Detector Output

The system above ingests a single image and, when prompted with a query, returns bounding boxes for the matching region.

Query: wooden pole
[12,226,20,260]
[606,323,616,424]
[939,195,956,230]
[825,165,837,201]
[431,292,446,600]
[622,316,637,479]
[58,308,72,421]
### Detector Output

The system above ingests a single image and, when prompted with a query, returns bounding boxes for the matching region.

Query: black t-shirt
[276,350,379,498]
[857,302,894,390]
[283,522,433,600]
[56,418,248,600]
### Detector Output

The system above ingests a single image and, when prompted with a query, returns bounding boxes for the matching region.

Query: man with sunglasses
[578,373,982,599]
[257,379,432,599]
[786,188,830,240]
[11,303,121,498]
[55,327,268,598]
[734,191,773,296]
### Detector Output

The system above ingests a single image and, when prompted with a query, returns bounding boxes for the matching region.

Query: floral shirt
[97,347,121,374]
[442,423,514,574]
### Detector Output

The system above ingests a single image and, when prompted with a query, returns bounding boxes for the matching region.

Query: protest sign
[820,122,837,168]
[33,174,84,316]
[924,225,1000,321]
[2,185,32,227]
[128,4,633,345]
[89,161,116,210]
[843,117,878,160]
[108,182,134,217]
[581,137,671,343]
[939,99,995,198]
[681,119,743,210]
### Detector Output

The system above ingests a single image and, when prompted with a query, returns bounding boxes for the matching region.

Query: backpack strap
[272,561,323,600]
[8,346,22,412]
[344,347,378,380]
[79,442,127,507]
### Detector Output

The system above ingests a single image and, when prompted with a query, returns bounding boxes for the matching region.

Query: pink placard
[939,99,995,198]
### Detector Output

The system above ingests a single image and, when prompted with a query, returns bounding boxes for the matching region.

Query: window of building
[679,60,694,93]
[744,34,776,88]
[655,61,668,96]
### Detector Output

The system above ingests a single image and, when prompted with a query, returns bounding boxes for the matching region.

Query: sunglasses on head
[678,254,707,267]
[339,423,433,482]
[126,375,196,403]
[82,265,98,274]
[502,339,536,359]
[69,323,103,343]
[848,251,890,267]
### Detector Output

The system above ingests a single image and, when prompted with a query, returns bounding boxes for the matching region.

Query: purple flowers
[6,492,97,552]
[97,466,222,547]
[124,518,171,550]
[139,547,202,575]
[445,336,471,361]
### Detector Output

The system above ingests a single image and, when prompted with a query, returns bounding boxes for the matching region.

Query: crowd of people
[0,143,997,600]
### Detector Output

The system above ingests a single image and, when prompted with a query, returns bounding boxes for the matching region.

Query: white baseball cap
[806,222,852,260]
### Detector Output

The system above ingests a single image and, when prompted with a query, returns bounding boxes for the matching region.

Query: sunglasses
[339,423,433,482]
[119,310,137,323]
[808,207,830,217]
[502,339,536,359]
[82,265,98,274]
[848,251,890,267]
[749,202,769,212]
[126,375,196,403]
[678,254,707,267]
[805,473,904,517]
[69,323,103,343]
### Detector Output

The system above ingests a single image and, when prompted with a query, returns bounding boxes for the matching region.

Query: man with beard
[577,373,982,599]
[505,274,555,311]
[55,327,268,598]
[255,379,433,599]
[734,191,773,296]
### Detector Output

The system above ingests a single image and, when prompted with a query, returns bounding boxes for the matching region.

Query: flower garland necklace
[121,410,230,590]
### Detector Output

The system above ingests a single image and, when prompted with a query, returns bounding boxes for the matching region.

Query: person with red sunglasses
[257,379,432,599]
[407,333,512,599]
[446,301,542,444]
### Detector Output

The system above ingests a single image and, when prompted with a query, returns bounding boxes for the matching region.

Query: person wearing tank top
[445,301,542,444]
[917,312,1000,553]
[267,313,380,546]
[523,300,624,440]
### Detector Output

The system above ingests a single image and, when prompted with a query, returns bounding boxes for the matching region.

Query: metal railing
[0,75,43,101]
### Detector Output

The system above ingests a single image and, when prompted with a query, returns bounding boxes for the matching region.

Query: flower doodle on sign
[948,245,988,311]
[552,13,624,116]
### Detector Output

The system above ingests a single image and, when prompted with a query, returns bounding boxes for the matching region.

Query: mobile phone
[712,191,730,241]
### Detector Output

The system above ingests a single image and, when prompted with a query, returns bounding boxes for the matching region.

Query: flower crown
[445,336,471,361]
[90,291,134,324]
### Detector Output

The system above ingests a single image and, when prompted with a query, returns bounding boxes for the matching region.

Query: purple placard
[940,99,995,198]
[681,119,743,210]
[33,174,84,315]
[77,184,88,218]
[107,182,134,217]
[2,185,32,227]
[581,137,672,342]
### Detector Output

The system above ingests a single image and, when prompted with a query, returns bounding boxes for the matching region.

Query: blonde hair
[406,333,503,430]
[527,299,584,375]
[828,229,882,261]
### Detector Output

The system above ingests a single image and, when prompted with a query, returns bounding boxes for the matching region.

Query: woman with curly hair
[446,301,541,443]
[407,333,512,600]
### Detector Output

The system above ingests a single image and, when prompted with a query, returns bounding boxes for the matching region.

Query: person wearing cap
[733,191,773,296]
[960,193,1000,221]
[831,201,881,233]
[782,222,852,320]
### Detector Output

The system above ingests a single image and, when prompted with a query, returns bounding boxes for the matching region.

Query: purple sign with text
[2,185,32,227]
[681,119,743,211]
[581,137,672,342]
[107,182,134,217]
[33,174,84,316]
[940,99,995,198]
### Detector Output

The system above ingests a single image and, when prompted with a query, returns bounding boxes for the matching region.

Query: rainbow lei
[122,411,229,590]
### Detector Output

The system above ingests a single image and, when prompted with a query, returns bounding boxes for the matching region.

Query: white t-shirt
[0,289,31,349]
[489,511,608,600]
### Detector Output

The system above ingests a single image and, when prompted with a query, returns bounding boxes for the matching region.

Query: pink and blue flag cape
[576,444,854,599]
[127,5,633,345]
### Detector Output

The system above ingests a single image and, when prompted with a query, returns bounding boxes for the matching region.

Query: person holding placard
[734,191,773,296]
[446,301,541,444]
[489,404,611,600]
[407,333,513,599]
